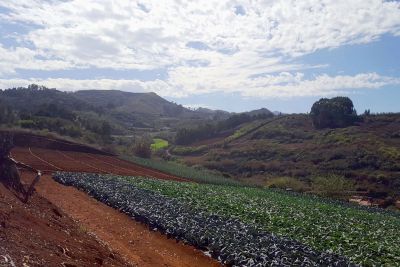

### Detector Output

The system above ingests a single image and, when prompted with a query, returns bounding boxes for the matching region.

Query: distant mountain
[0,85,233,140]
[244,108,274,117]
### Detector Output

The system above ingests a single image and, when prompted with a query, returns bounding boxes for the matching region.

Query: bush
[0,133,13,157]
[312,175,354,198]
[171,145,207,155]
[133,139,152,158]
[266,177,309,192]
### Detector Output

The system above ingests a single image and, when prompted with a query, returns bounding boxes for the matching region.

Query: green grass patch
[121,155,242,186]
[120,176,400,266]
[224,120,264,142]
[150,138,168,151]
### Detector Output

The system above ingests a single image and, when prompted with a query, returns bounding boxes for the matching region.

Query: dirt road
[30,173,220,267]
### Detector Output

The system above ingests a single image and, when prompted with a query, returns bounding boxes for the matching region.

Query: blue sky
[0,1,399,113]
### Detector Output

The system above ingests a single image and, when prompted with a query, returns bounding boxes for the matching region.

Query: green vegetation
[55,172,352,266]
[119,176,400,266]
[2,86,400,204]
[312,174,355,198]
[0,85,117,144]
[122,155,241,186]
[224,120,265,142]
[171,145,207,155]
[0,100,16,125]
[150,138,168,151]
[183,113,400,199]
[176,111,273,145]
[266,176,309,192]
[132,137,152,158]
[310,96,358,129]
[0,84,228,149]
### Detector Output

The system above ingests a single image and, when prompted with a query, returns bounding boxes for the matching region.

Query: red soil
[27,173,220,267]
[11,147,188,181]
[0,182,130,267]
[4,147,221,267]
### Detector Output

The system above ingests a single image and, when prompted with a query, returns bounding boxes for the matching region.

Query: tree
[101,121,112,136]
[133,137,152,158]
[0,101,15,124]
[363,109,371,116]
[310,97,358,129]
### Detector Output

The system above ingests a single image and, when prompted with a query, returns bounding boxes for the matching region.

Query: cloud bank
[0,0,400,98]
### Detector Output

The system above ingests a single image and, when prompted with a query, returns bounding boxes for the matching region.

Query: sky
[0,0,399,113]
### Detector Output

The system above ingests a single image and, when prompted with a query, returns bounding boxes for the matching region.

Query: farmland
[150,138,169,151]
[5,137,221,266]
[124,155,242,186]
[54,172,400,266]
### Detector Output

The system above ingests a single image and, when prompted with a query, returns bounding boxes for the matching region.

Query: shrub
[266,177,309,192]
[0,133,13,157]
[312,175,354,198]
[171,145,207,155]
[133,138,152,158]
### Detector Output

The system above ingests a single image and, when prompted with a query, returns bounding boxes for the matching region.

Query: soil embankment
[0,181,130,266]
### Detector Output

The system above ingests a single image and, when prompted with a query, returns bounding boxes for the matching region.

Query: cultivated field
[54,173,400,266]
[3,144,220,266]
[4,139,399,266]
[11,146,186,181]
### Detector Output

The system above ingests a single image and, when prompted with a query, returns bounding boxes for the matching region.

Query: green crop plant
[121,155,242,186]
[120,176,400,266]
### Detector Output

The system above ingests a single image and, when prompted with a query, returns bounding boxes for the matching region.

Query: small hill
[176,113,400,199]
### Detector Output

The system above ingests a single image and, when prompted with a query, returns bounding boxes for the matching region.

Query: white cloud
[0,78,175,96]
[1,72,398,98]
[183,103,217,110]
[241,72,400,98]
[0,0,400,97]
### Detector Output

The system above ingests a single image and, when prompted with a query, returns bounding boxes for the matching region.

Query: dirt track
[8,147,220,267]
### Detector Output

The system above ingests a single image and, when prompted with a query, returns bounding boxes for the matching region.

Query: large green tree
[310,97,358,129]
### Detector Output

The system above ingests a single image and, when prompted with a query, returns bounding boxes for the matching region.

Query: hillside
[73,90,192,117]
[173,113,400,200]
[0,85,229,146]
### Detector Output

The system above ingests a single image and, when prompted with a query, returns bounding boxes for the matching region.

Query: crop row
[117,175,400,266]
[122,155,242,186]
[53,172,351,267]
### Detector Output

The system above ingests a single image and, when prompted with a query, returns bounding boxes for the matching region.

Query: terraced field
[11,146,186,181]
[54,173,400,266]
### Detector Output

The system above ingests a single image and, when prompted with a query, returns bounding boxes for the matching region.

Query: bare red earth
[11,147,188,181]
[0,182,131,267]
